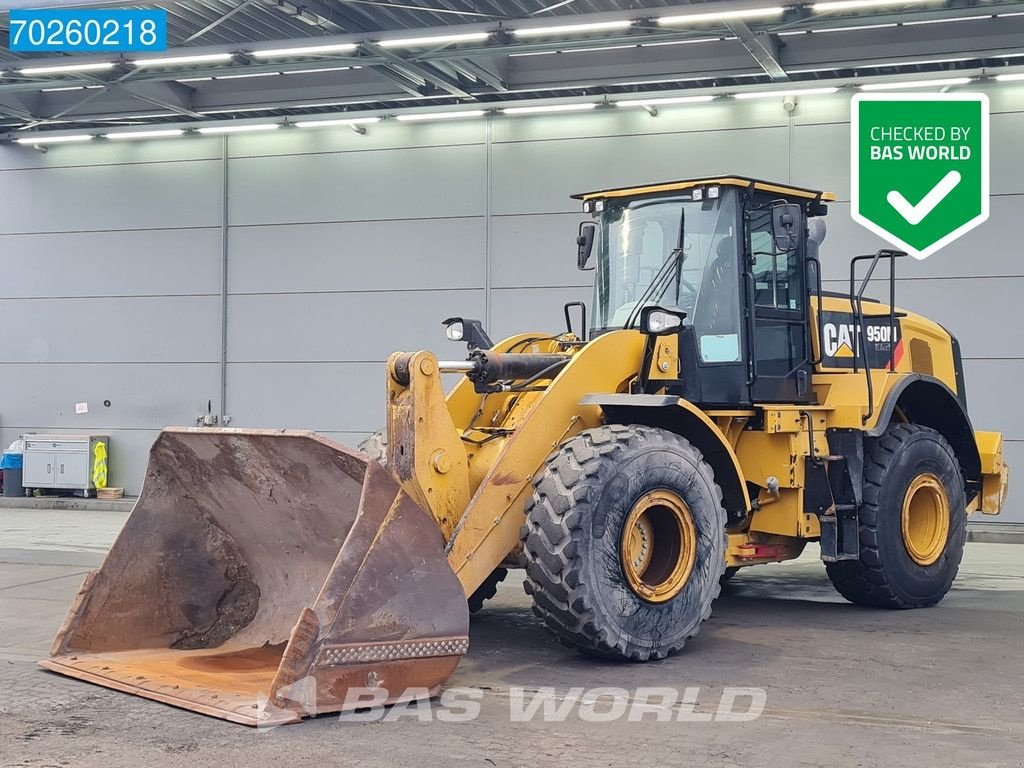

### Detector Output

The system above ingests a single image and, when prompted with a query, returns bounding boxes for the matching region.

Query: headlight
[445,320,464,342]
[640,307,685,335]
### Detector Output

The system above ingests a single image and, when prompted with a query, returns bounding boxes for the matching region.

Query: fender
[871,374,982,494]
[580,393,752,516]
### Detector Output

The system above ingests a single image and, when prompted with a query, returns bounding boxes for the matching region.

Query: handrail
[848,249,906,424]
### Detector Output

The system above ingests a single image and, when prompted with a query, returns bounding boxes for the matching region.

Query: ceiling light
[196,123,280,134]
[294,116,381,128]
[251,42,358,58]
[657,7,785,25]
[215,71,281,80]
[859,77,972,91]
[19,61,114,76]
[285,65,356,75]
[811,0,939,10]
[614,94,715,107]
[502,102,597,115]
[134,53,233,68]
[106,129,186,140]
[379,32,489,48]
[641,37,721,47]
[396,109,486,121]
[902,14,991,25]
[995,73,1024,81]
[734,86,839,99]
[513,20,633,37]
[813,22,898,32]
[14,134,93,144]
[40,85,105,92]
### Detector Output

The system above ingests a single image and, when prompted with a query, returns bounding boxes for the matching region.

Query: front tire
[826,424,966,608]
[521,424,727,661]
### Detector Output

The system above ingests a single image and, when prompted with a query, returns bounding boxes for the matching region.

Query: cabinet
[23,435,109,495]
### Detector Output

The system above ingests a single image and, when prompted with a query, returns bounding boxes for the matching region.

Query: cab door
[745,207,814,403]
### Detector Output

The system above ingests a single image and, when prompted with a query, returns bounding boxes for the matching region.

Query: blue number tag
[9,9,168,53]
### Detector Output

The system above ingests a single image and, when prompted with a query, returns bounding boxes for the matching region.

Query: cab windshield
[592,192,743,363]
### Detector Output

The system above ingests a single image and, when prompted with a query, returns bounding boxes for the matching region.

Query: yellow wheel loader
[41,175,1008,725]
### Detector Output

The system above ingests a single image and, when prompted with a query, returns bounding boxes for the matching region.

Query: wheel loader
[41,175,1008,726]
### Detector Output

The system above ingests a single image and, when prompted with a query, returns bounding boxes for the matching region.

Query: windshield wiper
[624,207,686,330]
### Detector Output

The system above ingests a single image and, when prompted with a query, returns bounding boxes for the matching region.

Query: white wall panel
[0,161,221,233]
[0,228,220,298]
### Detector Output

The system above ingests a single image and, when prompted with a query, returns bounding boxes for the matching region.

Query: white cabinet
[23,435,109,495]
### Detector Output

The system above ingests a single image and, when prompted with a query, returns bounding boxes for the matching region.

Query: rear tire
[826,424,966,608]
[521,424,727,661]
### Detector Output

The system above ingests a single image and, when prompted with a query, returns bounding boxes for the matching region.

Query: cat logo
[820,311,901,369]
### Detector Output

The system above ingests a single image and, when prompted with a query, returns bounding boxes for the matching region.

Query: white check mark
[886,170,961,225]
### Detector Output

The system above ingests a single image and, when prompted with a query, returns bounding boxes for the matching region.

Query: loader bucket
[40,428,469,727]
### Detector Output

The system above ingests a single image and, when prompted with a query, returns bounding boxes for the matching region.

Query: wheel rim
[621,490,697,603]
[900,473,950,566]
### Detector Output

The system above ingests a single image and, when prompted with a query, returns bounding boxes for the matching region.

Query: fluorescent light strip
[15,134,92,144]
[41,85,104,92]
[196,123,280,134]
[285,65,356,74]
[215,71,281,80]
[502,102,597,115]
[814,22,898,32]
[902,14,993,25]
[396,109,486,122]
[177,77,213,83]
[811,0,938,10]
[995,73,1024,81]
[614,94,715,107]
[379,32,489,48]
[658,7,784,25]
[294,116,381,128]
[859,77,972,90]
[252,42,358,58]
[106,129,186,140]
[20,61,113,75]
[734,86,839,99]
[513,20,633,37]
[641,36,722,47]
[134,53,233,67]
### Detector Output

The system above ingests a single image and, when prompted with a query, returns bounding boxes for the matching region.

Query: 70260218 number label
[9,9,167,53]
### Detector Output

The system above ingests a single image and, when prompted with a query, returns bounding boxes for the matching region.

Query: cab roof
[571,175,837,203]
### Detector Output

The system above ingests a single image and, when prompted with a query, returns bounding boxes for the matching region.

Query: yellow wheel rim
[621,490,697,603]
[900,473,950,566]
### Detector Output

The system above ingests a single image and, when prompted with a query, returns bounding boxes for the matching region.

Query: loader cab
[573,176,834,408]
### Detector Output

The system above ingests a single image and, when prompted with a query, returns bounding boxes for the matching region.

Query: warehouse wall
[0,82,1021,522]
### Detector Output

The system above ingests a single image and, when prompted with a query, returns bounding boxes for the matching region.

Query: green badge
[851,93,989,260]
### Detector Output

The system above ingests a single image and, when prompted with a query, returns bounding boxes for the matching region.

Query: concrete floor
[1,508,1022,767]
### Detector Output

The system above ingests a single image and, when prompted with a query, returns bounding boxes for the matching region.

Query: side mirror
[577,221,597,270]
[771,203,803,253]
[639,306,686,336]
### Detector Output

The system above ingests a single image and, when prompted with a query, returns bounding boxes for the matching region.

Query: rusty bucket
[40,428,469,726]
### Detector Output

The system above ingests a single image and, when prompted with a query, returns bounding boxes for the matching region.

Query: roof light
[251,42,358,58]
[734,86,839,99]
[134,53,233,68]
[614,94,716,107]
[512,20,633,37]
[378,32,489,48]
[501,102,597,115]
[811,0,939,10]
[657,7,785,25]
[294,116,381,128]
[859,77,972,91]
[395,109,486,121]
[14,134,93,144]
[995,73,1024,81]
[902,14,992,25]
[105,129,187,140]
[196,123,280,134]
[19,61,114,75]
[215,71,281,80]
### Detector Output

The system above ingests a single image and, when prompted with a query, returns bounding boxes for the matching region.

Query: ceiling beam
[727,22,788,80]
[361,42,474,98]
